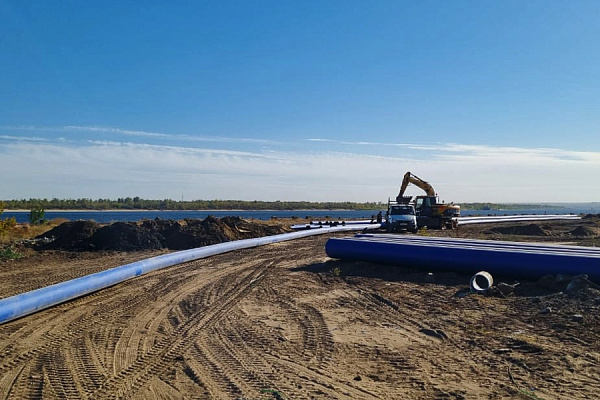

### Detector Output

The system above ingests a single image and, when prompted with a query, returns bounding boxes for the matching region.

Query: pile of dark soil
[36,220,100,251]
[37,216,290,251]
[88,222,164,251]
[583,213,600,220]
[570,225,597,237]
[487,223,550,236]
[140,216,290,250]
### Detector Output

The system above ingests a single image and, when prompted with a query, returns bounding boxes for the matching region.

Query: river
[2,204,598,224]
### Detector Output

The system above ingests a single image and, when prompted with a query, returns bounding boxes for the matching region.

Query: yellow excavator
[395,172,460,229]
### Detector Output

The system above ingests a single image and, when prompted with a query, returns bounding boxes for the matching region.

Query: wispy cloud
[1,130,600,202]
[435,143,600,164]
[63,126,171,138]
[308,138,600,164]
[84,140,283,160]
[1,125,173,138]
[0,135,48,142]
[0,126,49,132]
[308,138,437,148]
[179,135,279,145]
[0,125,282,146]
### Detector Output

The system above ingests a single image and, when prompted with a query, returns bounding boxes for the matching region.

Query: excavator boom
[397,172,435,202]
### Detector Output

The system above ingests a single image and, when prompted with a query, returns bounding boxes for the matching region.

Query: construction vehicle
[395,172,460,229]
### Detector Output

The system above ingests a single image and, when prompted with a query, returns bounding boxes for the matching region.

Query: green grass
[0,246,23,260]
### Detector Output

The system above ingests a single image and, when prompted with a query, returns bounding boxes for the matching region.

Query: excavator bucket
[397,196,413,204]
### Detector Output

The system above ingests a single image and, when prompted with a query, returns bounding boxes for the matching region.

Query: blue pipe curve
[0,223,380,325]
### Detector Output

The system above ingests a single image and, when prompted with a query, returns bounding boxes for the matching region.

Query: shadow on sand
[292,259,569,298]
[292,259,470,288]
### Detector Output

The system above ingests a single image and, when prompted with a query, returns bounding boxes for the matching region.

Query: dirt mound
[87,222,164,251]
[154,216,289,250]
[37,220,100,250]
[582,213,600,219]
[37,216,290,251]
[488,223,550,236]
[570,225,597,237]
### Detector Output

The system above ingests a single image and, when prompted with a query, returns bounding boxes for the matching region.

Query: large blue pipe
[456,214,580,225]
[353,234,600,255]
[326,234,600,281]
[0,223,380,325]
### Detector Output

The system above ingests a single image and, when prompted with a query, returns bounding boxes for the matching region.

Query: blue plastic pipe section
[325,234,600,281]
[0,223,380,325]
[456,214,580,225]
[353,234,600,255]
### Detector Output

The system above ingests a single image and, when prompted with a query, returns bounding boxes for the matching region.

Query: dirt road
[0,226,599,399]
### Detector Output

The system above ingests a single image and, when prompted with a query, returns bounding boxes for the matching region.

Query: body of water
[3,210,380,224]
[2,205,598,224]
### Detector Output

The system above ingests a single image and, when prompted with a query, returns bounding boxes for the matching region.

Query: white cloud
[63,125,170,138]
[0,125,281,146]
[436,143,600,164]
[305,138,600,163]
[84,140,280,160]
[0,135,48,142]
[181,135,278,145]
[1,138,599,202]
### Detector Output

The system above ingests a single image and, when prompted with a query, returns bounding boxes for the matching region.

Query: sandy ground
[0,218,599,399]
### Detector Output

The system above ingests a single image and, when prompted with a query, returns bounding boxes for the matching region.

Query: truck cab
[386,203,418,233]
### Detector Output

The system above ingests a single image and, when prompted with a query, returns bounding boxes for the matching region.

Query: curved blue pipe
[0,223,381,325]
[326,234,600,281]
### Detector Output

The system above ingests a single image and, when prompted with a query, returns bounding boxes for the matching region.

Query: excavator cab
[414,196,436,216]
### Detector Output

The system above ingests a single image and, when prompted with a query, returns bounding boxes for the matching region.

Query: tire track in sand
[89,260,272,399]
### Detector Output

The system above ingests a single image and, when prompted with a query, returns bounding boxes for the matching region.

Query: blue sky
[1,1,599,202]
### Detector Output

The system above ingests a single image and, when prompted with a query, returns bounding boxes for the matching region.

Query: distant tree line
[1,198,557,211]
[1,198,386,211]
[459,202,561,211]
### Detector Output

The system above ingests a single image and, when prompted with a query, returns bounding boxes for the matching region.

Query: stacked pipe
[325,234,600,281]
